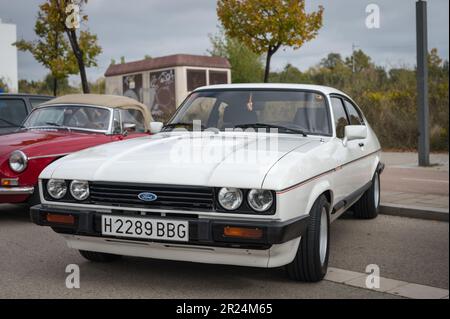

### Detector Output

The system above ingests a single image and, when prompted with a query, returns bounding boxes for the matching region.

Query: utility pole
[416,0,430,166]
[352,43,358,73]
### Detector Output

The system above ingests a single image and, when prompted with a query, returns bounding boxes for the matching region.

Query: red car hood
[0,129,110,159]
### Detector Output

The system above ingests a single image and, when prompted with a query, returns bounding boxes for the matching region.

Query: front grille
[89,182,215,211]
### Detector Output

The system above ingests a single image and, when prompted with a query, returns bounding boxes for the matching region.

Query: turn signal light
[223,226,263,239]
[1,178,19,187]
[46,213,75,225]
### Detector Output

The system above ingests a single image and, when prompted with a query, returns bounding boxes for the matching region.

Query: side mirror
[149,121,164,134]
[343,125,367,146]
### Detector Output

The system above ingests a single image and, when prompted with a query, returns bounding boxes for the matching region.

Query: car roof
[193,83,351,98]
[39,93,153,126]
[0,93,54,98]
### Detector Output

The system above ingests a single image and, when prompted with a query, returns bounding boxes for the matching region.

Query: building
[0,19,18,93]
[105,54,231,121]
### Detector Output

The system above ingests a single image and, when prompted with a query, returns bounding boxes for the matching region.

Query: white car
[31,84,384,282]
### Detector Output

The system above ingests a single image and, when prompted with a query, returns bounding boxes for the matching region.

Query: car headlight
[218,187,243,211]
[47,179,67,200]
[70,180,89,201]
[9,151,28,173]
[247,189,274,212]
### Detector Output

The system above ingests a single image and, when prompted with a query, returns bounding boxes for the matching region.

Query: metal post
[416,0,430,166]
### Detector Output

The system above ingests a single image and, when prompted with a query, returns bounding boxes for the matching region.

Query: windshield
[23,105,111,132]
[167,90,332,136]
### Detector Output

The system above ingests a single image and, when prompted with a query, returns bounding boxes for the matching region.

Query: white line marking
[325,267,449,299]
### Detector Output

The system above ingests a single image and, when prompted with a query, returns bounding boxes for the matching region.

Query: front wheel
[352,171,380,219]
[286,195,330,282]
[79,250,122,262]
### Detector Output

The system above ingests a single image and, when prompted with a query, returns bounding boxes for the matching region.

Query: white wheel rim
[374,174,380,208]
[319,207,328,266]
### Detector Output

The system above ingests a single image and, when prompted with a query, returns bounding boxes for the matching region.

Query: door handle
[359,142,365,147]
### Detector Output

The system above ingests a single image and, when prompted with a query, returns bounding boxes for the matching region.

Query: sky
[1,0,449,83]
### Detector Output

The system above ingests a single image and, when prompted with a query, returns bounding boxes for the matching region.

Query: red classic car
[0,94,153,205]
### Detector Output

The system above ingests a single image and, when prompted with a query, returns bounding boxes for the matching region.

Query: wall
[105,66,231,122]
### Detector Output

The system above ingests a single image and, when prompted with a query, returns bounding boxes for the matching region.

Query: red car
[0,94,152,205]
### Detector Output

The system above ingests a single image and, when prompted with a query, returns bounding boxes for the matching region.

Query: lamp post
[416,0,430,166]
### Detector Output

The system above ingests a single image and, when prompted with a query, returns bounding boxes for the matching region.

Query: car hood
[42,132,323,189]
[0,129,107,159]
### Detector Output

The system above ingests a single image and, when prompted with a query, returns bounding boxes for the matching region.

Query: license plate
[101,215,189,242]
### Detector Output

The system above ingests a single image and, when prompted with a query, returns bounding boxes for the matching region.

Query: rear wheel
[79,250,122,262]
[286,195,330,282]
[352,171,380,219]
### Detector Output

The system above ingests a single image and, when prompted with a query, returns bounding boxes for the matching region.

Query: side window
[344,100,364,125]
[112,109,122,134]
[0,98,28,127]
[29,98,51,109]
[120,109,145,133]
[330,97,349,139]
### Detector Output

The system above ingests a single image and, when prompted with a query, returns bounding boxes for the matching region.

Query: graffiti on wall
[123,74,143,103]
[149,69,176,122]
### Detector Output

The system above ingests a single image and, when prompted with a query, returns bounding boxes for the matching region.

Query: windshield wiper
[235,123,308,137]
[163,122,206,131]
[42,122,72,132]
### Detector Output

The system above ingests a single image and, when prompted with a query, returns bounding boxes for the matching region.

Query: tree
[15,7,77,96]
[40,0,101,93]
[0,78,9,93]
[209,31,264,83]
[217,0,323,83]
[345,49,373,73]
[320,53,344,70]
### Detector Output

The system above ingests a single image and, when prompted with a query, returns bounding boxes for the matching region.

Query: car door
[341,98,373,186]
[329,96,367,204]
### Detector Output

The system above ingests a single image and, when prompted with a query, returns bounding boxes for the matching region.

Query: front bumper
[0,186,34,203]
[30,204,309,249]
[0,186,34,195]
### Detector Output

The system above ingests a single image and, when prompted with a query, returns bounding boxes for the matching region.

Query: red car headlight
[9,151,28,173]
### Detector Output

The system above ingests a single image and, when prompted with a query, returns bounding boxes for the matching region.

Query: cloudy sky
[1,0,449,83]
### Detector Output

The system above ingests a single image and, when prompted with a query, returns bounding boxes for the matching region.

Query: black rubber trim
[332,181,372,214]
[30,205,308,249]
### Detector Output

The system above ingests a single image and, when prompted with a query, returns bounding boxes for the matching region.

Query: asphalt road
[0,204,448,299]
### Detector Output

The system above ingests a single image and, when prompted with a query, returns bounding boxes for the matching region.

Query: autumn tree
[217,0,324,82]
[17,0,101,94]
[15,7,77,96]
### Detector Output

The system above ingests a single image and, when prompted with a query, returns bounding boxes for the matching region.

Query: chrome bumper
[0,187,34,195]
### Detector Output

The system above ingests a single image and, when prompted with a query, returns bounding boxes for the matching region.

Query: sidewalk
[380,152,449,221]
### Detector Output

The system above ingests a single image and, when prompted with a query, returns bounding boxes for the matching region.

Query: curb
[379,203,449,222]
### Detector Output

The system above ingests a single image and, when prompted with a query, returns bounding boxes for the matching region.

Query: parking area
[0,204,447,299]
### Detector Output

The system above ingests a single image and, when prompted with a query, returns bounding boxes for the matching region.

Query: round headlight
[248,189,274,212]
[218,187,243,211]
[70,180,89,201]
[47,179,67,200]
[9,151,28,173]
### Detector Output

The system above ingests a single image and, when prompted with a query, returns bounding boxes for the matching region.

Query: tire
[286,195,330,282]
[352,171,380,219]
[79,250,122,262]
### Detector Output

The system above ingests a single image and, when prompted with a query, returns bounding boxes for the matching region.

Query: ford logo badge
[138,192,158,202]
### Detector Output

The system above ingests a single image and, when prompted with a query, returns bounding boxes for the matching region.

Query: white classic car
[31,84,384,282]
